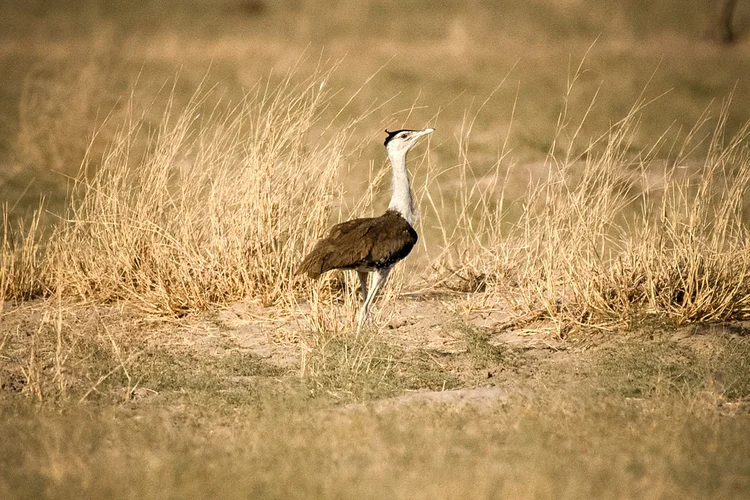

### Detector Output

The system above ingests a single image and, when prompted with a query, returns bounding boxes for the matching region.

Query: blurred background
[1,0,748,219]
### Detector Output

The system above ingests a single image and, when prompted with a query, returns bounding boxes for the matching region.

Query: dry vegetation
[2,1,750,499]
[3,66,749,328]
[53,70,354,313]
[434,89,750,330]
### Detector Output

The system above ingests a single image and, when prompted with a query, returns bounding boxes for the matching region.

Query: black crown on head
[384,129,409,147]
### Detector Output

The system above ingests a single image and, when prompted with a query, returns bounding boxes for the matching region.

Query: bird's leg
[357,271,369,303]
[357,267,391,332]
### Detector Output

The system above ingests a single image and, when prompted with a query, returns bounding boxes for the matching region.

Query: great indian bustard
[297,127,434,330]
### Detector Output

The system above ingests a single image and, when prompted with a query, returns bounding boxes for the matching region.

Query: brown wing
[297,211,418,278]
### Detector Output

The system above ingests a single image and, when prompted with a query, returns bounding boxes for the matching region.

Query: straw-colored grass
[2,61,749,331]
[1,207,48,302]
[431,77,750,329]
[2,68,750,500]
[50,69,352,314]
[3,3,750,497]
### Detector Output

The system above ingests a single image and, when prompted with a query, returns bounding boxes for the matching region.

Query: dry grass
[1,207,48,302]
[2,320,749,500]
[0,300,143,406]
[49,67,357,314]
[0,2,747,329]
[2,3,750,498]
[2,63,749,332]
[430,65,750,330]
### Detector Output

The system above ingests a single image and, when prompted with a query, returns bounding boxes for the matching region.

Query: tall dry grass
[3,63,749,330]
[50,69,353,314]
[1,207,48,302]
[432,83,750,329]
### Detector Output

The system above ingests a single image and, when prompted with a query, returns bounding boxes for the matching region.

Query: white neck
[387,149,416,225]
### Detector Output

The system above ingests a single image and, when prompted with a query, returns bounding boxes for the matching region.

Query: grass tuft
[300,325,396,402]
[1,207,49,302]
[430,75,750,329]
[50,69,350,313]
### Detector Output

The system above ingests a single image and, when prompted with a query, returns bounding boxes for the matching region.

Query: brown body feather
[297,210,418,279]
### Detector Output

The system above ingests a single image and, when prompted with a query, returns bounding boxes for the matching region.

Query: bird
[297,127,434,330]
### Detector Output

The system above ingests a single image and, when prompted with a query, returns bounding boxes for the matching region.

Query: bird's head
[384,127,434,156]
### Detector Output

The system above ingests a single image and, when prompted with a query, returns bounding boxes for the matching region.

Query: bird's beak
[414,128,435,141]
